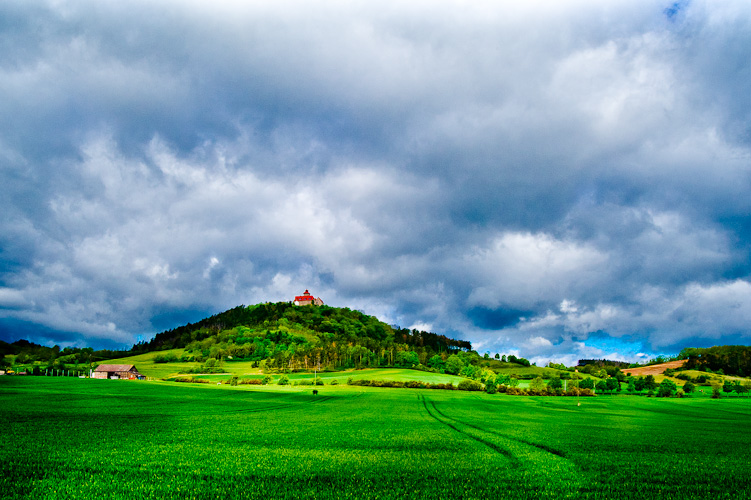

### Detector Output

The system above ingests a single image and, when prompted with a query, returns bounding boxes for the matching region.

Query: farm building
[294,289,324,306]
[92,364,145,380]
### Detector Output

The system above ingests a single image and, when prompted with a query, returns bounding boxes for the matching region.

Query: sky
[1,0,750,365]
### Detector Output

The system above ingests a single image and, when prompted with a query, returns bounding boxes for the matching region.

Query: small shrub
[262,375,273,385]
[457,380,483,391]
[238,378,262,385]
[173,377,211,384]
[330,379,339,385]
[277,375,290,385]
[429,383,455,390]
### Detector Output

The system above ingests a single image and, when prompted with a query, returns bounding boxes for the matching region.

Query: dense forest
[679,345,751,377]
[130,302,475,372]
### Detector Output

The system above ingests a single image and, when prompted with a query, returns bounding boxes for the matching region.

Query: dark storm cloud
[1,0,750,361]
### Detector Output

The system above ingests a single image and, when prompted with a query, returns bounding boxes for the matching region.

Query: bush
[429,383,455,390]
[238,378,262,385]
[526,387,550,396]
[330,379,339,385]
[564,387,594,397]
[228,376,239,386]
[457,379,484,391]
[277,375,290,385]
[262,375,273,385]
[173,377,211,384]
[695,375,710,384]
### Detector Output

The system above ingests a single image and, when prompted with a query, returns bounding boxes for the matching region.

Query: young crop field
[1,377,750,499]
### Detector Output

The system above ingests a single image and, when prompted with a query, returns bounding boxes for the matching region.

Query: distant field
[622,360,686,376]
[100,350,476,384]
[175,368,468,386]
[2,377,750,499]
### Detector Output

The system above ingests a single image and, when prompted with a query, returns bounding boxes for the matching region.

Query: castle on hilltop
[294,289,324,306]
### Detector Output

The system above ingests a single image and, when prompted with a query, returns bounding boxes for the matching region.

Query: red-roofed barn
[92,364,145,380]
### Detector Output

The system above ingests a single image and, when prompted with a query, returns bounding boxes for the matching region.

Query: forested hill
[131,302,472,367]
[679,345,751,377]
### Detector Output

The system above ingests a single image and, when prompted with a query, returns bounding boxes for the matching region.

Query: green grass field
[2,377,750,499]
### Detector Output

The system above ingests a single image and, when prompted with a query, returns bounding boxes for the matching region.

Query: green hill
[130,302,474,374]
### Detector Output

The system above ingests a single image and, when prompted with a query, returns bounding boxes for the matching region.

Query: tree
[606,377,620,392]
[634,377,647,392]
[723,380,734,395]
[547,377,563,390]
[395,350,419,367]
[427,354,445,370]
[733,380,747,396]
[530,377,546,391]
[644,375,658,391]
[445,355,464,375]
[596,380,608,393]
[657,379,677,397]
[711,383,722,399]
[580,378,595,390]
[627,380,636,393]
[682,381,695,394]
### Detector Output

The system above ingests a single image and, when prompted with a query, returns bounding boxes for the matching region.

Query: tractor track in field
[427,397,568,459]
[419,395,518,462]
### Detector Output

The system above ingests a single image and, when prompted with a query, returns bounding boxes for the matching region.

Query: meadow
[1,377,750,499]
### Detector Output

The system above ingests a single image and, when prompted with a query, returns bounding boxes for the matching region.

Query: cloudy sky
[1,0,750,364]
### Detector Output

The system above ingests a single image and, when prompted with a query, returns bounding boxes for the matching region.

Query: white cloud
[464,232,608,309]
